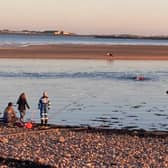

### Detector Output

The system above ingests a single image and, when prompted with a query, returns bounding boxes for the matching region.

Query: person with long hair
[16,92,30,122]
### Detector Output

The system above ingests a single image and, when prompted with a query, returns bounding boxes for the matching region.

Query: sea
[0,34,168,131]
[0,34,168,46]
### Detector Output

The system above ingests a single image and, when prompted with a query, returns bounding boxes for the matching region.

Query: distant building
[54,30,74,36]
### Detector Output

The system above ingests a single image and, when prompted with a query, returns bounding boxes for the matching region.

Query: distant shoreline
[0,44,168,60]
[94,35,168,40]
[1,31,168,40]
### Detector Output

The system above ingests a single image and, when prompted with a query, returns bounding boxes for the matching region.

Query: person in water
[3,102,17,126]
[38,91,51,126]
[16,92,30,122]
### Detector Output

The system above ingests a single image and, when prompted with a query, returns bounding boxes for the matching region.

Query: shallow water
[1,34,168,46]
[0,59,168,131]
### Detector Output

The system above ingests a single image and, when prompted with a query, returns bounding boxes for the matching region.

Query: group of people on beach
[2,91,51,127]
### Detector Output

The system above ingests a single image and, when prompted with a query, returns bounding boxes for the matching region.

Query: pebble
[0,138,8,144]
[59,136,65,143]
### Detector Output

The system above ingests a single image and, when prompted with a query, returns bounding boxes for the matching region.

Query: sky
[0,0,168,35]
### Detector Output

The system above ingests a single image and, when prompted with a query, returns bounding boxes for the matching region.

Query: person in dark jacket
[16,92,30,122]
[38,91,51,126]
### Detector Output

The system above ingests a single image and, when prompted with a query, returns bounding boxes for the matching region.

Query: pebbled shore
[0,124,168,168]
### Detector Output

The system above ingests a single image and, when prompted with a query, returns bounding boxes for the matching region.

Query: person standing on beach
[38,91,51,126]
[16,92,30,122]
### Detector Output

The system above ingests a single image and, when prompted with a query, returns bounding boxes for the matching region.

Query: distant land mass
[0,29,168,40]
[0,29,75,36]
[94,34,168,40]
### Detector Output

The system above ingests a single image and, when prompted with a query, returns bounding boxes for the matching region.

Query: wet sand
[0,124,168,167]
[0,44,168,60]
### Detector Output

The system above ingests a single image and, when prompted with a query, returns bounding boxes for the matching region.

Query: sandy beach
[1,44,168,60]
[0,124,168,168]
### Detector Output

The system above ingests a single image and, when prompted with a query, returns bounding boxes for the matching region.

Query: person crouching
[38,91,51,126]
[3,102,18,126]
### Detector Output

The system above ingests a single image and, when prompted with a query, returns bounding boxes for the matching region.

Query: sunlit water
[0,59,168,131]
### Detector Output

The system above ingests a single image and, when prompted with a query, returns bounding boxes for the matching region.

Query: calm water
[1,34,168,46]
[0,59,168,131]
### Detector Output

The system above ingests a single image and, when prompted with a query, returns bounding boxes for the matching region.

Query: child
[38,91,51,126]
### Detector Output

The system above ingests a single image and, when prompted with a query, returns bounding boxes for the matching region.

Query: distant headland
[94,34,168,40]
[0,29,168,40]
[0,29,75,36]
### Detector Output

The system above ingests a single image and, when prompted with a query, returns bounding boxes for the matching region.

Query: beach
[1,44,168,60]
[1,0,168,167]
[0,44,168,168]
[0,124,168,168]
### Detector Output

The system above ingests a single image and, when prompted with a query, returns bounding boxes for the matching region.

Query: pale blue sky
[0,0,168,35]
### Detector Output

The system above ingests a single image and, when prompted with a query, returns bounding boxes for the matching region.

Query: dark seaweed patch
[122,126,139,129]
[154,113,168,117]
[112,110,119,113]
[127,115,138,118]
[112,121,120,124]
[111,117,119,120]
[91,119,111,123]
[131,105,143,109]
[159,110,165,112]
[159,123,168,127]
